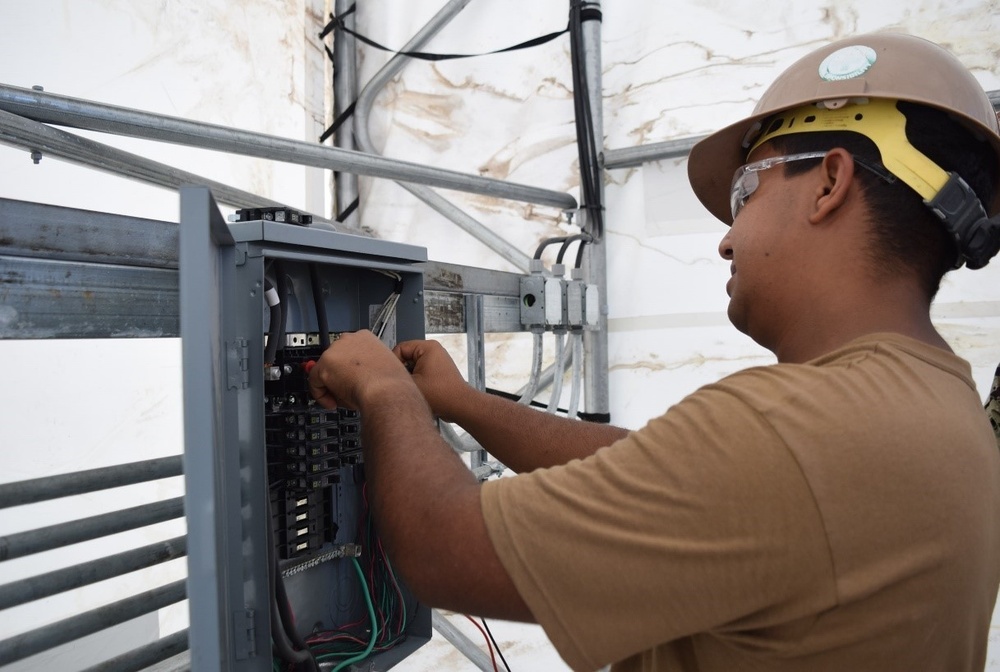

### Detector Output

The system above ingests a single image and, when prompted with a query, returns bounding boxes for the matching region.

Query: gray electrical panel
[180,187,430,671]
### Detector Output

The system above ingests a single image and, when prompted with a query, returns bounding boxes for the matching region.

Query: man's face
[717,148,814,344]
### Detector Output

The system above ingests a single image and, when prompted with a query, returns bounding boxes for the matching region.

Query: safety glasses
[729,152,827,220]
[730,151,897,220]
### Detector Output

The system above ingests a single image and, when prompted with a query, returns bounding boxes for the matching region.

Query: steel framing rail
[0,83,577,211]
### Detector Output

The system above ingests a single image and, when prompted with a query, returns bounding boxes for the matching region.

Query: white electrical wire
[517,331,545,405]
[567,331,584,419]
[546,332,566,414]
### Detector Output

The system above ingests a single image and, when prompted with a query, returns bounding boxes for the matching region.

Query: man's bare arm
[308,332,533,620]
[394,340,629,472]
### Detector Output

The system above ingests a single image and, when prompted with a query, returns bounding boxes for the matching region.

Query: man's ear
[808,147,856,224]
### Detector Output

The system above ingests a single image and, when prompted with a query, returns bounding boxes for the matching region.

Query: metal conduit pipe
[439,421,483,454]
[0,110,337,226]
[0,84,576,211]
[568,331,584,419]
[431,610,495,672]
[0,497,184,561]
[0,535,187,610]
[546,332,567,413]
[0,455,182,509]
[513,338,574,399]
[579,0,610,420]
[517,331,545,405]
[332,0,360,228]
[351,0,535,273]
[0,579,187,666]
[81,628,189,672]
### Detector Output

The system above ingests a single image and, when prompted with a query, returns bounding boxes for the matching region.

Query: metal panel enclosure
[180,187,430,671]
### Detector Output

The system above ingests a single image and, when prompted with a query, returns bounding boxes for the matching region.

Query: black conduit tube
[274,260,290,354]
[266,496,318,670]
[0,497,184,561]
[264,276,282,365]
[309,263,331,349]
[0,456,182,509]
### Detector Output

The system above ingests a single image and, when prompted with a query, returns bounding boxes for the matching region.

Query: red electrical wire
[464,615,499,672]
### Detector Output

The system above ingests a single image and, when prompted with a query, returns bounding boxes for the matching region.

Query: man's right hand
[393,340,471,422]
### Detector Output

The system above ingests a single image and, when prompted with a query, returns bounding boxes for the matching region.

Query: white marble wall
[1,0,999,669]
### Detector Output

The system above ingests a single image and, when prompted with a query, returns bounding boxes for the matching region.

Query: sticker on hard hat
[818,45,877,81]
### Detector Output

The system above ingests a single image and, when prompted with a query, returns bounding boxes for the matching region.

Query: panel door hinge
[233,608,257,659]
[234,243,248,267]
[226,338,250,389]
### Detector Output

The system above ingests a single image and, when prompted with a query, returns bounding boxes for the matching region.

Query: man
[308,33,1000,671]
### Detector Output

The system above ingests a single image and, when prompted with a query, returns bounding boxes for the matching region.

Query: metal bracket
[234,243,248,267]
[233,608,256,659]
[226,338,249,389]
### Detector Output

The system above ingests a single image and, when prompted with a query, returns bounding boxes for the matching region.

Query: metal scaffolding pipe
[352,0,535,273]
[0,579,187,666]
[0,455,182,509]
[603,135,702,169]
[0,535,187,610]
[81,629,189,672]
[603,91,1000,170]
[0,109,337,225]
[0,497,184,561]
[0,83,576,211]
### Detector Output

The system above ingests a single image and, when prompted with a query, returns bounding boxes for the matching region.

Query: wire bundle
[273,486,415,670]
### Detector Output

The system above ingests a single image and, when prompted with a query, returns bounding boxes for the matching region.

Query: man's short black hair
[768,101,999,299]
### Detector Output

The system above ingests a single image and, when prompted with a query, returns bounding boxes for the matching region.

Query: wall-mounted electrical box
[180,187,430,671]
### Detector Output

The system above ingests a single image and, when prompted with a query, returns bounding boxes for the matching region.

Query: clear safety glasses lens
[729,151,828,220]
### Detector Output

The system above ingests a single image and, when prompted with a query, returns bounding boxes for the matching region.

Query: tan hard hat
[687,32,1000,225]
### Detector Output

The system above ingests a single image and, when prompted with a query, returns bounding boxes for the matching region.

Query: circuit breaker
[180,188,430,672]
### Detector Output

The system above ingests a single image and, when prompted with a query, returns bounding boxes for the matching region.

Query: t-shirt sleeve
[480,383,837,671]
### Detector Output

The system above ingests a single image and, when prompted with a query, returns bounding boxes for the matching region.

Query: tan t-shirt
[481,334,1000,671]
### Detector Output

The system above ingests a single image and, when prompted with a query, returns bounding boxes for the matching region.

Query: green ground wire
[330,556,378,672]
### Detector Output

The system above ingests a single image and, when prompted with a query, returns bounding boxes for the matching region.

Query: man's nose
[718,230,734,261]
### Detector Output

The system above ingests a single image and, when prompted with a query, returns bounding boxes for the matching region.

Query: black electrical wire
[556,233,592,267]
[481,619,512,672]
[533,235,573,260]
[485,386,570,415]
[309,264,331,349]
[266,497,319,672]
[574,236,588,269]
[274,261,290,354]
[264,277,282,366]
[568,1,604,240]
